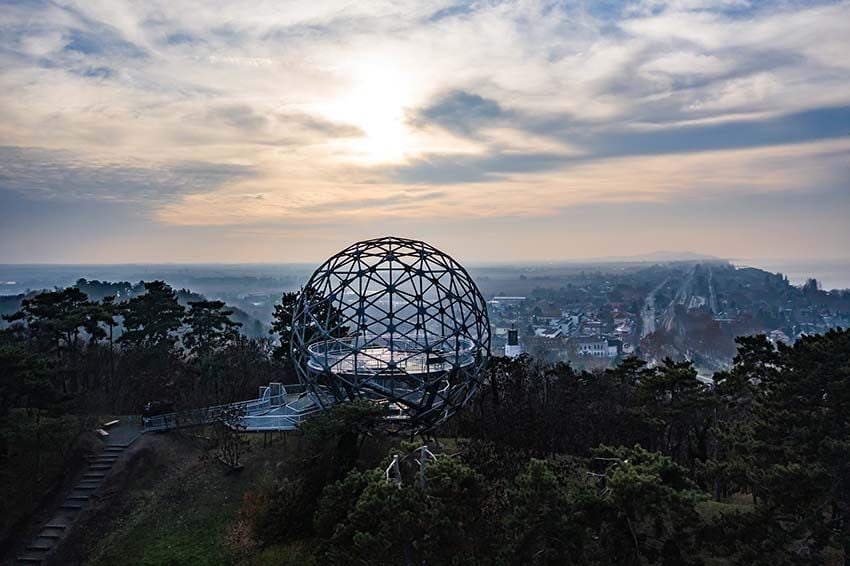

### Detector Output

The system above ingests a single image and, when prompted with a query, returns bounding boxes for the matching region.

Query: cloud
[4,1,848,153]
[407,96,850,182]
[415,90,509,136]
[62,27,146,57]
[0,146,254,203]
[427,3,477,23]
[277,112,364,138]
[386,151,571,184]
[206,104,269,133]
[153,137,850,228]
[0,0,848,262]
[592,105,850,157]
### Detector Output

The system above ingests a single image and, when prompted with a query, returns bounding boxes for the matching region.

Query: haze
[1,0,849,264]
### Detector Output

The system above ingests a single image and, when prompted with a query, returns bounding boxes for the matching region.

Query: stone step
[14,433,142,566]
[41,525,64,533]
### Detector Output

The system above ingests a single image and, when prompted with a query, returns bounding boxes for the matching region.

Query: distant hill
[594,251,724,263]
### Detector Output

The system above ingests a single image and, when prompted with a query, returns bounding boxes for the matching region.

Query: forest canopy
[1,283,849,564]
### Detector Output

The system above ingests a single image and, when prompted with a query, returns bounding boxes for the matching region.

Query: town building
[573,336,610,357]
[504,327,523,358]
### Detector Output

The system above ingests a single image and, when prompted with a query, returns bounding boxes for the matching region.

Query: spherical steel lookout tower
[291,236,490,431]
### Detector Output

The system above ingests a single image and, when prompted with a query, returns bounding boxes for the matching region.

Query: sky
[1,0,849,264]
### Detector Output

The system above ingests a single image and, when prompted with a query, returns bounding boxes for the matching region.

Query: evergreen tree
[587,444,705,565]
[183,299,242,403]
[117,281,185,405]
[271,287,349,376]
[3,287,92,360]
[725,328,850,558]
[3,288,95,393]
[183,299,242,357]
[270,291,299,364]
[314,453,484,565]
[119,280,185,352]
[635,358,716,475]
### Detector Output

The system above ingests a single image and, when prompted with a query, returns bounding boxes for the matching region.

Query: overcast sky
[1,0,848,264]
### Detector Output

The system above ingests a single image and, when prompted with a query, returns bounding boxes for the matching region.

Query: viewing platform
[306,333,476,377]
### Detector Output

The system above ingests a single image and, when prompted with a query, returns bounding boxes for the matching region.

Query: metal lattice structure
[291,236,491,431]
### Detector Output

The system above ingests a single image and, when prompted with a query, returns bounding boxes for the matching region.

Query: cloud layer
[1,0,848,261]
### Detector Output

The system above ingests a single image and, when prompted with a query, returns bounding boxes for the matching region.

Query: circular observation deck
[306,334,476,377]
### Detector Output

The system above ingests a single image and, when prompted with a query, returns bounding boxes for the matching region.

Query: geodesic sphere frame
[290,236,491,432]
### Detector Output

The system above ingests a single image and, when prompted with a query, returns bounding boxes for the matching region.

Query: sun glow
[324,63,416,164]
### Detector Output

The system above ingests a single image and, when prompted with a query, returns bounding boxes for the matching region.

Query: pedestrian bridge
[141,383,325,433]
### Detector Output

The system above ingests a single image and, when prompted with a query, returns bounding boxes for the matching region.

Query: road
[641,277,668,338]
[707,264,719,314]
[662,264,696,331]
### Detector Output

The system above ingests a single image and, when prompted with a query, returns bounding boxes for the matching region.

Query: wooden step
[67,495,89,501]
[16,555,44,564]
[60,503,82,510]
[35,532,61,540]
[44,523,67,529]
[26,542,53,551]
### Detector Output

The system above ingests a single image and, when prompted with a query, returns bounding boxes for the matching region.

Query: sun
[323,62,416,164]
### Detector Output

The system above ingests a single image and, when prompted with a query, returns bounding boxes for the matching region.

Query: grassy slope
[85,432,293,566]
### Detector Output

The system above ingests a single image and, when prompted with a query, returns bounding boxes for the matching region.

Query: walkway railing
[142,383,323,433]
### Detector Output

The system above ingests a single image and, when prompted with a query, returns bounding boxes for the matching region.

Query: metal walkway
[142,383,325,433]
